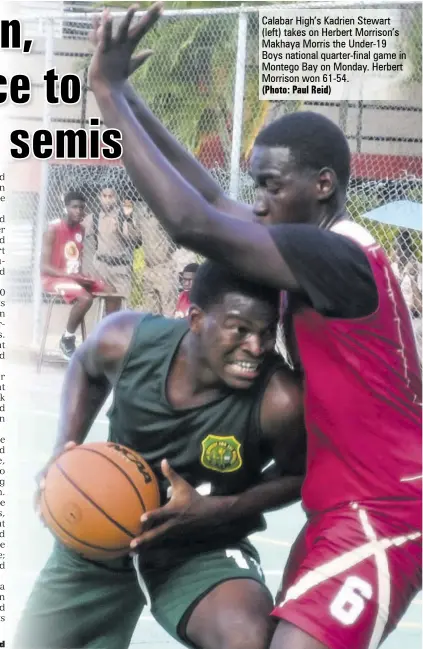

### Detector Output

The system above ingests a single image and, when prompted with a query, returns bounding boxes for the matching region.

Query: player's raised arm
[88,6,299,291]
[123,83,250,218]
[88,7,250,220]
[89,7,379,305]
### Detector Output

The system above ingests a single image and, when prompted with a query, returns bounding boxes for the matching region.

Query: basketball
[40,442,160,561]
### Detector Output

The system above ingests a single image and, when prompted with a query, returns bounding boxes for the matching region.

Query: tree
[100,1,281,168]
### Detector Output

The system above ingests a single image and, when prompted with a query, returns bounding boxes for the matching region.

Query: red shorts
[272,501,422,649]
[41,276,106,304]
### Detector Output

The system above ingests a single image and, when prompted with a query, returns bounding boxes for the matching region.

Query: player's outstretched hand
[89,11,154,80]
[130,459,224,551]
[88,3,163,90]
[34,442,77,524]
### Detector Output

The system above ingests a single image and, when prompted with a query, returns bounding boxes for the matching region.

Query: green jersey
[108,314,283,559]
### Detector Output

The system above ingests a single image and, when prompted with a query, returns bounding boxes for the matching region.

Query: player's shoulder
[82,311,148,365]
[331,219,378,249]
[47,218,62,231]
[100,310,149,338]
[120,312,186,350]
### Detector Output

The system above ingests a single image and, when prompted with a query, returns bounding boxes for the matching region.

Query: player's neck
[317,201,347,230]
[64,217,78,229]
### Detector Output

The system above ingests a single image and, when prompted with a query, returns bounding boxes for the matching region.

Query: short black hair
[64,191,85,205]
[190,261,280,312]
[183,263,200,274]
[255,111,351,191]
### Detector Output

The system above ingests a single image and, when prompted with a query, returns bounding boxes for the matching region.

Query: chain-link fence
[8,1,422,353]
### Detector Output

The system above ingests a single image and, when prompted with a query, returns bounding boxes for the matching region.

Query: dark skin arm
[88,6,298,291]
[211,368,306,518]
[131,368,305,550]
[36,311,143,496]
[54,310,142,451]
[123,83,251,220]
[40,229,63,277]
[88,13,249,219]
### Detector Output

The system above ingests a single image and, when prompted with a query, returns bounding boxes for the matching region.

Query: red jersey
[45,219,84,276]
[294,221,421,514]
[174,290,191,318]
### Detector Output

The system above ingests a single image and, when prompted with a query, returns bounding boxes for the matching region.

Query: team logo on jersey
[64,241,79,260]
[75,233,83,243]
[200,435,242,473]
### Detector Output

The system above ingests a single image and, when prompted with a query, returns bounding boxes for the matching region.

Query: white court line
[251,534,291,547]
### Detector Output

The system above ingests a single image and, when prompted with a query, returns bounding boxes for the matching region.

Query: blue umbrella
[363,201,422,231]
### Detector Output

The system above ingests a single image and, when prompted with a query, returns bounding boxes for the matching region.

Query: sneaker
[59,335,76,360]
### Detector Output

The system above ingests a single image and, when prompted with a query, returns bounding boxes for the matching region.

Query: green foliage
[130,13,238,154]
[131,246,145,307]
[407,185,423,204]
[95,1,272,160]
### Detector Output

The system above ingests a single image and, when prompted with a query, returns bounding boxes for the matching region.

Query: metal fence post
[229,10,248,200]
[32,18,54,348]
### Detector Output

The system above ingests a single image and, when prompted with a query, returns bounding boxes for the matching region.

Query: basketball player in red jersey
[88,8,421,649]
[41,191,106,359]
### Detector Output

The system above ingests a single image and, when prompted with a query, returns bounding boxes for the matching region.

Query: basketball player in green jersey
[14,262,305,649]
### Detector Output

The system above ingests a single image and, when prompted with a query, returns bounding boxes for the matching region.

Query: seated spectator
[40,191,108,360]
[93,187,140,313]
[174,263,199,318]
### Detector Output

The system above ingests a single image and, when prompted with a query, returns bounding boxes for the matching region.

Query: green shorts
[13,541,270,649]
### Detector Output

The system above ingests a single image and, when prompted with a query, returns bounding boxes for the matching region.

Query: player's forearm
[217,475,303,523]
[53,355,111,455]
[123,82,224,206]
[93,83,214,243]
[40,263,64,278]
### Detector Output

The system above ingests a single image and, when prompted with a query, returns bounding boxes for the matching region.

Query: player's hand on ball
[88,2,163,89]
[130,459,224,550]
[34,442,77,523]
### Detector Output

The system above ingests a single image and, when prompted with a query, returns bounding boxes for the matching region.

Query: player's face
[100,188,117,211]
[192,293,278,389]
[66,200,85,225]
[250,145,323,226]
[182,272,196,292]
